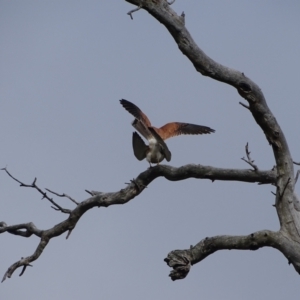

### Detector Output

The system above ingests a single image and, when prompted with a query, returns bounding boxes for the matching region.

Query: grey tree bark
[1,0,299,282]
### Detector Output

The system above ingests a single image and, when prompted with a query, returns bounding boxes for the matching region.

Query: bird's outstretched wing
[155,122,215,140]
[120,99,152,127]
[120,99,215,143]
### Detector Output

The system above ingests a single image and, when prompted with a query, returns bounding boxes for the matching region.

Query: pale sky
[1,1,300,299]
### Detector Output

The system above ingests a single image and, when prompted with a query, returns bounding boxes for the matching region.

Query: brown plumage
[120,99,215,165]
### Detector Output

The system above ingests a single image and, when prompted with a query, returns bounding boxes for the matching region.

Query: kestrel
[120,99,215,165]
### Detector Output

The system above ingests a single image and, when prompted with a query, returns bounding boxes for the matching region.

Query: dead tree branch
[0,222,42,238]
[0,164,275,281]
[164,230,292,280]
[1,168,71,214]
[124,0,300,278]
[2,237,49,282]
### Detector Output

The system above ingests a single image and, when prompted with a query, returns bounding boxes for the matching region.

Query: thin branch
[127,5,142,20]
[19,263,33,277]
[241,143,259,171]
[167,0,175,5]
[66,229,73,240]
[239,101,250,110]
[164,230,280,280]
[1,168,71,214]
[85,189,94,196]
[293,161,300,166]
[85,190,103,196]
[1,167,27,186]
[45,188,79,205]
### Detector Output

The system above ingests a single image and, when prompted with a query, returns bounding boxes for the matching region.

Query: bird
[120,99,215,166]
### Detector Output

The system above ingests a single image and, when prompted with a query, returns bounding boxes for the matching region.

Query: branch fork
[241,143,259,171]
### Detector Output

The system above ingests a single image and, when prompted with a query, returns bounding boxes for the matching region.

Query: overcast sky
[1,1,300,299]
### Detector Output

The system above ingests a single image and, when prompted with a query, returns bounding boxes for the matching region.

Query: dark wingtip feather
[184,124,215,135]
[120,99,140,117]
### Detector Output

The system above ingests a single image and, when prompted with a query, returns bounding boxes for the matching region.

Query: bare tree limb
[2,237,49,282]
[164,230,292,280]
[0,164,276,280]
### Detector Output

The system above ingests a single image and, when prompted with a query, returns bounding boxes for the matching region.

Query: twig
[241,143,259,171]
[85,190,103,196]
[127,5,142,20]
[1,167,28,186]
[293,161,300,166]
[45,188,79,205]
[66,229,73,239]
[167,0,175,4]
[1,168,71,214]
[239,101,250,110]
[19,261,33,277]
[85,189,94,196]
[130,179,147,192]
